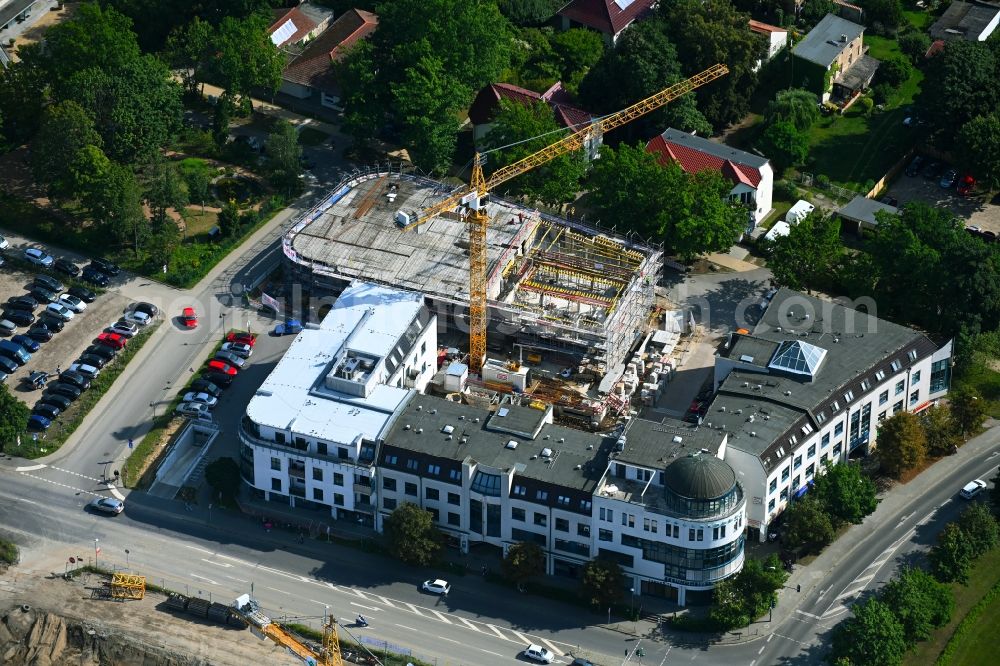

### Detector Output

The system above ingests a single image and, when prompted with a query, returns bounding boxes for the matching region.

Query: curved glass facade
[662,482,744,519]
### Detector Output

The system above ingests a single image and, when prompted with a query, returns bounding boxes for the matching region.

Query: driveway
[884,169,1000,232]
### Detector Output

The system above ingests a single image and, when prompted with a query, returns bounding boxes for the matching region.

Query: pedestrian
[56,365,60,375]
[298,532,304,544]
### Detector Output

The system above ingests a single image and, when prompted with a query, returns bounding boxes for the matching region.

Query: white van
[786,200,816,225]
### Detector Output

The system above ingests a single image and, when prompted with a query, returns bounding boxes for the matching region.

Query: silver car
[24,248,54,267]
[89,497,124,515]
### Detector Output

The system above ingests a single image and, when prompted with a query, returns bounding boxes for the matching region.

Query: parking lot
[884,166,1000,233]
[0,262,132,405]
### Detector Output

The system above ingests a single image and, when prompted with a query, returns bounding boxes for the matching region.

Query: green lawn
[947,586,1000,666]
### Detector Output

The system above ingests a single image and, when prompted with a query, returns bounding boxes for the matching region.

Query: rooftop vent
[442,425,455,434]
[446,435,453,441]
[784,390,792,396]
[416,428,423,434]
[559,438,565,443]
[748,415,755,423]
[416,405,422,411]
[506,440,518,450]
[544,435,550,440]
[840,33,847,42]
[461,437,469,444]
[575,464,582,470]
[459,415,465,420]
[431,409,437,414]
[541,448,553,457]
[672,436,683,444]
[750,431,756,437]
[587,444,594,450]
[404,424,411,430]
[474,418,480,423]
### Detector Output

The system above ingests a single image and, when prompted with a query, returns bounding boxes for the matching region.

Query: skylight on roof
[768,340,827,379]
[614,0,637,9]
[271,19,296,46]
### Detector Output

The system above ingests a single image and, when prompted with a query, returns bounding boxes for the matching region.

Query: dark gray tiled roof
[930,1,1000,40]
[793,14,865,67]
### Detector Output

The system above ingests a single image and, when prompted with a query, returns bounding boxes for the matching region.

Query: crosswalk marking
[458,617,482,632]
[377,595,395,607]
[487,624,507,639]
[404,603,424,616]
[430,609,452,624]
[511,630,531,644]
[539,637,563,656]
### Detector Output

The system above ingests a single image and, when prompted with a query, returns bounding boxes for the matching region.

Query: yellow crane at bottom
[399,64,729,374]
[232,594,344,666]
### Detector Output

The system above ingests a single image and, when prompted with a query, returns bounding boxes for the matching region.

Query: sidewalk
[705,251,761,273]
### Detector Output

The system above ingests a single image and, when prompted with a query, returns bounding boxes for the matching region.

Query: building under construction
[282,168,662,377]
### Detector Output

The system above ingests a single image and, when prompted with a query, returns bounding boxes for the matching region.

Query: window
[834,422,844,437]
[879,390,888,405]
[769,478,777,493]
[421,341,427,354]
[816,411,827,424]
[878,410,887,422]
[271,478,281,491]
[801,423,814,435]
[713,526,719,540]
[425,487,439,501]
[621,513,635,528]
[861,379,870,391]
[555,517,569,532]
[270,457,281,471]
[312,488,323,501]
[895,380,905,396]
[808,443,817,458]
[512,507,525,521]
[600,507,613,522]
[427,463,441,475]
[768,498,776,511]
[448,512,460,527]
[844,390,854,402]
[910,389,919,406]
[384,497,397,510]
[578,524,590,537]
[336,447,347,460]
[781,465,790,481]
[806,463,815,477]
[908,349,918,361]
[312,468,323,481]
[876,369,885,381]
[534,513,547,527]
[894,400,904,412]
[334,493,344,506]
[536,490,548,501]
[512,484,527,497]
[449,469,462,481]
[792,475,800,489]
[333,472,343,486]
[428,508,439,522]
[832,400,840,412]
[580,499,592,512]
[385,454,397,466]
[599,529,613,542]
[833,443,842,458]
[406,459,419,471]
[382,477,397,491]
[448,492,460,506]
[405,482,417,496]
[912,370,921,384]
[274,432,285,445]
[697,529,704,541]
[557,495,571,507]
[793,455,802,470]
[317,442,328,456]
[643,517,657,533]
[780,488,789,501]
[891,359,902,372]
[689,528,696,541]
[821,453,829,464]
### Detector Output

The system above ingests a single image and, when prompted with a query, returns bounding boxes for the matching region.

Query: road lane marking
[17,472,104,498]
[480,650,505,658]
[223,575,249,583]
[15,464,46,472]
[487,624,507,639]
[264,586,291,595]
[308,599,328,606]
[350,588,368,599]
[394,624,417,631]
[437,636,460,644]
[350,602,381,612]
[201,559,232,568]
[16,498,38,505]
[795,610,822,619]
[429,609,452,624]
[182,545,216,555]
[539,638,562,655]
[191,574,217,585]
[377,595,395,607]
[404,602,424,616]
[458,617,482,632]
[511,630,531,644]
[758,646,765,655]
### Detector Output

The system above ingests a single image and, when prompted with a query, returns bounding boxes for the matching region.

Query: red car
[207,359,238,375]
[96,332,127,349]
[226,330,257,347]
[181,307,198,328]
[957,174,976,196]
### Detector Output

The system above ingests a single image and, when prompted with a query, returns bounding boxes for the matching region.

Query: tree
[765,88,821,132]
[781,496,835,553]
[266,120,303,196]
[875,411,927,478]
[580,558,625,608]
[957,503,999,558]
[497,0,563,26]
[204,457,241,505]
[929,522,976,583]
[879,567,953,643]
[0,384,30,453]
[0,48,47,146]
[102,0,275,53]
[144,159,188,226]
[658,0,764,128]
[759,120,809,173]
[165,17,215,96]
[146,216,182,268]
[812,461,879,526]
[483,99,587,205]
[185,167,211,212]
[549,29,605,91]
[801,0,837,25]
[383,502,442,566]
[672,169,748,261]
[899,31,931,64]
[921,405,960,457]
[96,164,149,254]
[212,14,285,107]
[501,542,545,584]
[30,100,102,201]
[829,598,908,666]
[950,386,987,436]
[763,212,841,293]
[579,19,710,143]
[40,3,141,89]
[876,56,912,89]
[993,467,1000,513]
[957,112,1000,192]
[218,201,241,237]
[861,0,904,31]
[710,554,787,629]
[920,40,999,144]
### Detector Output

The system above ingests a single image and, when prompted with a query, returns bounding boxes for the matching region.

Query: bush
[816,174,831,189]
[0,538,18,566]
[774,179,799,201]
[870,83,894,106]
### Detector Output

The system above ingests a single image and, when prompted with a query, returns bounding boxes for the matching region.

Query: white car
[24,247,54,267]
[182,391,218,408]
[960,479,987,499]
[45,303,75,321]
[58,294,87,313]
[0,234,9,250]
[176,402,212,419]
[524,645,554,664]
[221,342,253,359]
[68,362,100,379]
[108,321,138,338]
[421,579,451,595]
[124,311,151,327]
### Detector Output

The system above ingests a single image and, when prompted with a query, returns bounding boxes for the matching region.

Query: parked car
[58,294,87,312]
[23,247,54,267]
[84,344,117,361]
[0,339,30,365]
[27,414,51,431]
[89,497,124,515]
[127,301,159,317]
[221,342,252,358]
[960,479,987,499]
[78,353,107,369]
[59,370,91,390]
[33,403,60,420]
[181,307,198,328]
[27,324,54,342]
[96,332,127,349]
[227,331,257,346]
[176,402,212,419]
[0,355,18,373]
[214,350,246,368]
[68,285,96,303]
[0,320,15,336]
[45,303,75,321]
[38,314,64,331]
[421,579,451,595]
[202,370,234,387]
[939,168,959,189]
[11,334,40,353]
[123,310,150,327]
[68,362,100,379]
[0,234,8,250]
[81,266,110,286]
[25,370,48,389]
[957,174,976,196]
[90,257,121,276]
[47,382,81,400]
[523,645,554,664]
[34,274,64,292]
[53,258,81,277]
[29,287,59,304]
[7,295,38,312]
[182,391,218,408]
[273,319,302,336]
[108,320,138,338]
[206,359,238,375]
[3,310,35,327]
[40,393,72,412]
[190,378,223,397]
[905,155,925,177]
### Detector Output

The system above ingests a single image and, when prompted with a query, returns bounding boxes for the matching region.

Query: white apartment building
[238,281,437,525]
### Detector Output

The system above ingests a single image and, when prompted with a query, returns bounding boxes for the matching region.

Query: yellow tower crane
[401,63,728,373]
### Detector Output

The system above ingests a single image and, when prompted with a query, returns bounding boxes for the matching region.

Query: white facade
[239,282,438,521]
[747,163,774,227]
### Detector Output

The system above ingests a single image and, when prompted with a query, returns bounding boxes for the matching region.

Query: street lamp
[220,311,228,338]
[149,401,156,418]
[125,549,130,569]
[630,587,635,624]
[94,539,99,568]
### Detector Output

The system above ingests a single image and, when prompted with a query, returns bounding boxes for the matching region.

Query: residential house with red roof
[556,0,655,43]
[268,2,334,48]
[646,128,774,228]
[278,8,378,109]
[468,81,596,150]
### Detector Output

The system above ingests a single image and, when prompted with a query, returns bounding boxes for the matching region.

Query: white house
[647,128,774,230]
[749,19,788,70]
